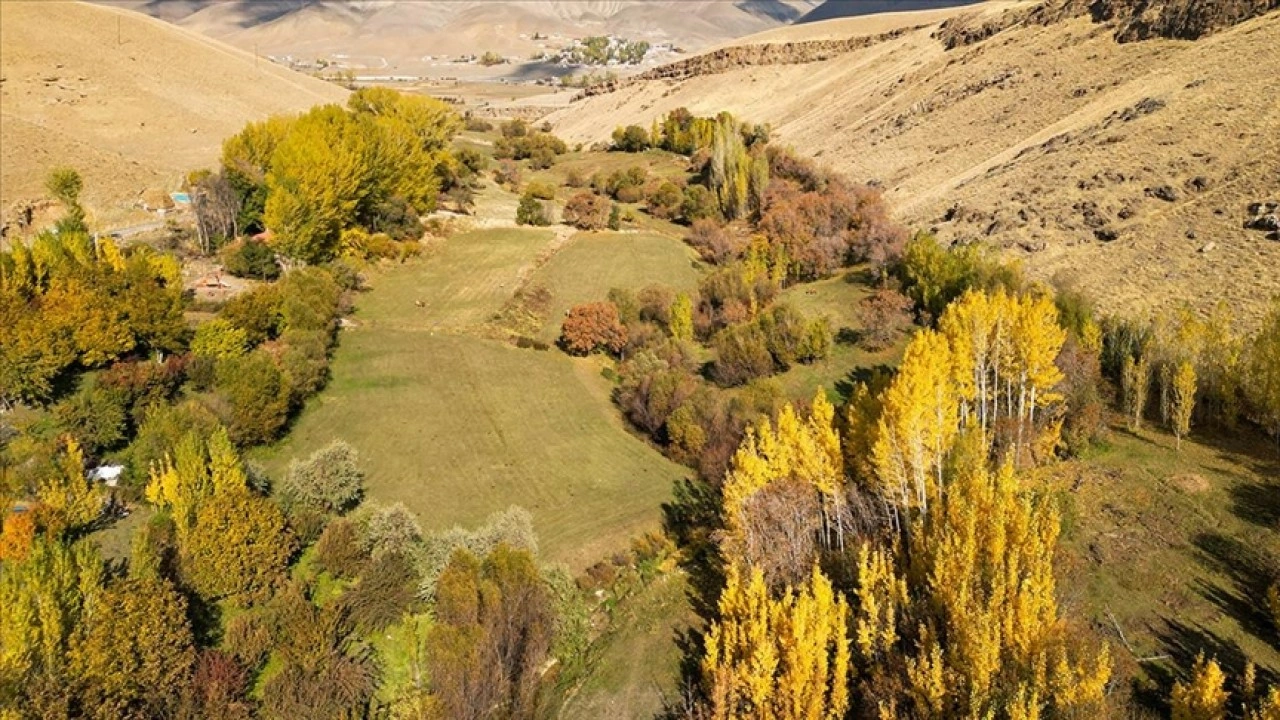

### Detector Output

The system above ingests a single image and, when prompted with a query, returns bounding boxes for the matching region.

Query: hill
[548,0,1280,325]
[0,1,347,228]
[110,1,818,73]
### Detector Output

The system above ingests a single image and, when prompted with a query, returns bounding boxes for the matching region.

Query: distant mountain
[797,0,985,24]
[102,1,820,72]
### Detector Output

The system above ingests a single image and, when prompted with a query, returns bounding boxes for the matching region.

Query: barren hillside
[0,1,347,228]
[549,1,1280,324]
[111,1,818,70]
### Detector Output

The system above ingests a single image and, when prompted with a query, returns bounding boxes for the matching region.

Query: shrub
[479,51,505,66]
[493,159,522,189]
[682,185,721,223]
[54,381,128,455]
[338,551,419,633]
[279,440,364,514]
[686,219,743,264]
[361,503,423,560]
[191,319,249,360]
[565,168,588,188]
[463,116,493,132]
[645,180,683,220]
[611,125,650,152]
[525,180,556,200]
[220,284,282,346]
[604,166,648,200]
[314,517,368,579]
[278,267,342,335]
[759,303,809,369]
[279,329,330,403]
[562,192,611,230]
[516,193,552,226]
[560,302,627,356]
[367,196,422,241]
[711,324,774,387]
[219,239,279,280]
[607,203,622,230]
[857,289,914,351]
[214,351,291,446]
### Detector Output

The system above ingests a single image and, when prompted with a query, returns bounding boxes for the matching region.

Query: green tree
[280,440,364,514]
[215,351,292,446]
[191,318,249,360]
[72,577,196,719]
[516,192,551,227]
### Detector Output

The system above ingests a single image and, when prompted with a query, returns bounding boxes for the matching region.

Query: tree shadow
[1140,616,1279,715]
[1191,531,1280,646]
[833,364,895,401]
[661,476,725,623]
[1227,481,1280,530]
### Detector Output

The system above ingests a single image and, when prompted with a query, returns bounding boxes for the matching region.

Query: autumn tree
[425,545,554,719]
[701,565,850,720]
[145,428,296,601]
[560,302,628,356]
[72,577,196,719]
[1172,654,1229,720]
[36,436,105,537]
[192,318,249,360]
[0,537,103,711]
[562,191,611,230]
[1171,359,1197,450]
[1122,352,1152,432]
[1245,300,1280,449]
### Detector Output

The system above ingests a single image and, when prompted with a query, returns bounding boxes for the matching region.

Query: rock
[1245,214,1280,232]
[1095,227,1119,242]
[1146,185,1179,202]
[1117,204,1137,220]
[1019,240,1047,253]
[1199,242,1216,253]
[1185,229,1197,239]
[1185,176,1211,192]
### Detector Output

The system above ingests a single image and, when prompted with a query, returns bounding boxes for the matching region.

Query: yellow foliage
[36,437,104,537]
[1171,654,1229,720]
[703,565,850,720]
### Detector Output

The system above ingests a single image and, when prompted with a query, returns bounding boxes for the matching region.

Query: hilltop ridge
[549,0,1280,323]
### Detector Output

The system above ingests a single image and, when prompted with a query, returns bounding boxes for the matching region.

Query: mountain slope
[548,1,1280,324]
[0,1,347,227]
[114,1,818,66]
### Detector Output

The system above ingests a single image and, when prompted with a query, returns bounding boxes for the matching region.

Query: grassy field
[526,231,702,341]
[256,227,691,568]
[1045,422,1280,701]
[774,270,907,401]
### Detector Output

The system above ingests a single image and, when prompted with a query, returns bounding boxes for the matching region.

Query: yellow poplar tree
[703,564,851,720]
[1171,654,1228,720]
[871,329,958,515]
[1171,359,1197,450]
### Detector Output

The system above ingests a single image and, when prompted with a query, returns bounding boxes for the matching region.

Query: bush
[361,503,423,560]
[214,351,291,446]
[463,116,493,133]
[494,159,521,189]
[220,285,282,346]
[278,267,342,335]
[219,239,279,280]
[759,303,808,369]
[645,181,683,220]
[857,289,914,351]
[560,302,628,356]
[682,185,721,223]
[516,193,553,226]
[191,319,249,360]
[279,440,364,514]
[711,324,774,386]
[607,203,622,230]
[314,517,368,579]
[686,219,742,264]
[279,329,330,403]
[611,125,650,152]
[525,180,556,200]
[338,551,419,633]
[562,192,611,230]
[54,381,128,455]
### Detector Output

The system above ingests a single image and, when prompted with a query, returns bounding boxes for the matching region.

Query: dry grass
[549,5,1280,326]
[0,1,346,226]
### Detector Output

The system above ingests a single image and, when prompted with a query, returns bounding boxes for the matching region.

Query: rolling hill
[108,0,819,70]
[548,0,1280,325]
[0,1,347,229]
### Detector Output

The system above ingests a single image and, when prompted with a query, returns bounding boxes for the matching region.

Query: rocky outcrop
[1040,0,1280,42]
[573,26,920,100]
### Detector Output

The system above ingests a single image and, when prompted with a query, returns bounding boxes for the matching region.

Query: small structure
[87,464,124,488]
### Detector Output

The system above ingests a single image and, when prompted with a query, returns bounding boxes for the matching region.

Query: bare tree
[191,172,241,255]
